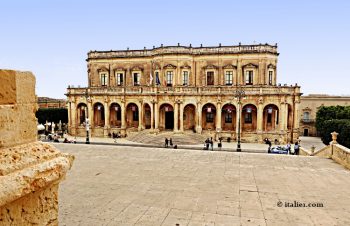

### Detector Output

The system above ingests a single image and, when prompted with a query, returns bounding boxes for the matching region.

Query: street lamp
[84,88,90,144]
[234,87,246,152]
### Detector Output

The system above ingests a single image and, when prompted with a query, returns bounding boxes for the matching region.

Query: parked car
[269,146,288,154]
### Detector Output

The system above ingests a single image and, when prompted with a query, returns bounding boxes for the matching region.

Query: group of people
[204,137,214,151]
[265,138,300,155]
[164,138,177,149]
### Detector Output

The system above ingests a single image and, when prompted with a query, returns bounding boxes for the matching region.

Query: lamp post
[84,88,90,144]
[235,87,246,152]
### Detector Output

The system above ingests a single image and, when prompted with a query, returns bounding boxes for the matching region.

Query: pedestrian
[286,142,291,154]
[170,138,173,146]
[210,137,213,151]
[218,140,222,150]
[294,142,300,155]
[206,138,209,150]
[165,138,168,147]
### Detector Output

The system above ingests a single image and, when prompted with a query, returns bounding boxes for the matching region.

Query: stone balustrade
[87,44,278,59]
[67,85,299,96]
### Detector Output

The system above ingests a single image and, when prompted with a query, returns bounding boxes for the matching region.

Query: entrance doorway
[303,128,309,136]
[165,111,174,129]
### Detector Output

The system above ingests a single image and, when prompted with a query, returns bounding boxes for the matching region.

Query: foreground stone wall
[0,69,74,225]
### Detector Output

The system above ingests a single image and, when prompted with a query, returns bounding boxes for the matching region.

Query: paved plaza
[55,143,350,226]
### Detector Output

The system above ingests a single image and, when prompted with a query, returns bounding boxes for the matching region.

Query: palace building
[66,43,301,143]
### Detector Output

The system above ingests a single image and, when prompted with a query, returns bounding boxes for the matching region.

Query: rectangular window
[183,71,189,85]
[206,112,214,122]
[133,111,139,121]
[268,71,273,85]
[225,113,232,123]
[267,113,272,123]
[133,73,140,86]
[245,113,252,123]
[166,71,173,86]
[225,71,233,85]
[207,71,214,85]
[117,73,123,86]
[245,71,253,85]
[100,73,108,86]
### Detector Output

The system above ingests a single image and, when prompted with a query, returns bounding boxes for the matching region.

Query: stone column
[293,100,300,129]
[237,60,242,85]
[174,102,179,132]
[121,102,126,129]
[0,69,74,225]
[138,102,142,131]
[279,102,286,132]
[196,102,202,133]
[70,100,77,135]
[216,102,222,131]
[179,103,184,132]
[257,103,263,132]
[155,102,159,131]
[104,101,110,137]
[150,102,154,130]
[236,104,241,135]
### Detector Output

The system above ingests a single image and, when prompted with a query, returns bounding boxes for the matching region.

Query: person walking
[294,142,300,155]
[286,142,291,155]
[210,137,214,151]
[165,138,169,147]
[169,138,173,147]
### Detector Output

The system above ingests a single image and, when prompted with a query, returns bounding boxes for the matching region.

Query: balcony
[300,118,315,124]
[66,85,300,97]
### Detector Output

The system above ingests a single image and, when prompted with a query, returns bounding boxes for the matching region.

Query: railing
[88,44,278,59]
[300,118,315,123]
[67,85,299,96]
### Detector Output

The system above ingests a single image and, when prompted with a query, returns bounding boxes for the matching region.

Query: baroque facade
[300,94,350,136]
[66,44,301,143]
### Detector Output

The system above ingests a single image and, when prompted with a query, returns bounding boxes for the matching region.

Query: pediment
[302,107,312,112]
[163,64,177,69]
[203,64,218,70]
[267,64,276,69]
[97,66,109,72]
[113,67,125,72]
[242,63,258,68]
[131,65,143,71]
[180,64,191,69]
[223,64,237,69]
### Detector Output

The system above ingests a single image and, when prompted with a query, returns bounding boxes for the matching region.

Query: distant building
[299,94,350,136]
[66,43,302,143]
[38,97,66,109]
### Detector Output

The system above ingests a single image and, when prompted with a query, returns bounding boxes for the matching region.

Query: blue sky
[1,0,349,98]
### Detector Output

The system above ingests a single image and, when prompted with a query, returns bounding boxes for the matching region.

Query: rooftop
[87,43,279,60]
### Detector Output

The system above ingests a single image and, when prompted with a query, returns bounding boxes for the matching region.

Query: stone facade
[0,69,74,225]
[66,44,301,143]
[38,97,66,109]
[299,94,350,136]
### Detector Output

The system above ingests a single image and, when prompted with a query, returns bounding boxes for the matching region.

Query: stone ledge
[0,142,74,207]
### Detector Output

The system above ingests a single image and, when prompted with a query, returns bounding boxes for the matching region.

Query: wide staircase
[126,130,208,146]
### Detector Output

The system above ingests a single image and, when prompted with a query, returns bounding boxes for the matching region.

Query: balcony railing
[300,118,315,123]
[67,85,300,96]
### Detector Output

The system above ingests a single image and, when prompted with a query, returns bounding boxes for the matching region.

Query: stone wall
[0,69,74,225]
[331,144,350,170]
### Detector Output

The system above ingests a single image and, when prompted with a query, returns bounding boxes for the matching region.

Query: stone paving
[55,143,350,226]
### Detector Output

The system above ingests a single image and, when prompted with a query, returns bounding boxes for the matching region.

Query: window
[133,73,140,86]
[303,112,310,120]
[100,73,108,86]
[268,71,273,85]
[116,73,124,86]
[245,71,253,85]
[183,71,189,85]
[225,71,233,85]
[207,71,214,85]
[166,71,173,86]
[206,112,214,122]
[245,111,252,123]
[225,112,232,123]
[133,110,139,121]
[267,113,272,123]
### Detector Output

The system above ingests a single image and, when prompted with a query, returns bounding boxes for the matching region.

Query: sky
[1,0,350,98]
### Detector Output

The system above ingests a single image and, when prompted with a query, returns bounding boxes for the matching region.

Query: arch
[93,102,105,127]
[143,103,152,129]
[242,104,257,132]
[110,103,122,128]
[77,103,88,125]
[263,104,279,131]
[221,104,236,131]
[159,103,174,130]
[126,103,139,128]
[202,103,216,130]
[183,104,196,131]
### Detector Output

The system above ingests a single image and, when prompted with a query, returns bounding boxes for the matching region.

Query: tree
[316,106,350,148]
